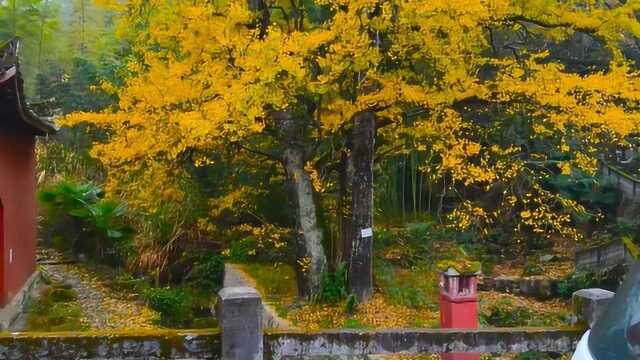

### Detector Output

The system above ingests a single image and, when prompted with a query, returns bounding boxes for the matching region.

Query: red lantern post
[439,265,481,360]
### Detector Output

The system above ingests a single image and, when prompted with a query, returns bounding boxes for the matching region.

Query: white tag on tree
[361,227,373,238]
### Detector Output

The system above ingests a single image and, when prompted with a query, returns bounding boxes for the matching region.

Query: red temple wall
[0,128,37,306]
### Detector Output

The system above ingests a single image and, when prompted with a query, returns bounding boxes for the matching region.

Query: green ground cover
[25,281,89,332]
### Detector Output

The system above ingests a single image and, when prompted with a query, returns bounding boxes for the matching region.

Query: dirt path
[39,254,159,330]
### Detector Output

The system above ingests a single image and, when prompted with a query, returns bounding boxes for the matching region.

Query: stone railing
[264,328,579,358]
[0,329,221,359]
[599,161,640,202]
[0,285,616,359]
[480,276,557,299]
[575,238,637,273]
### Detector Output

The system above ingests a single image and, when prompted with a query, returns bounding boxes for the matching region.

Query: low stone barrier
[480,276,557,300]
[0,325,582,360]
[600,161,640,203]
[264,328,582,358]
[575,239,636,273]
[0,329,221,360]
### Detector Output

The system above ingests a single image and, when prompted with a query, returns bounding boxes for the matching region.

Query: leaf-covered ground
[40,264,159,329]
[241,262,570,331]
[34,250,159,330]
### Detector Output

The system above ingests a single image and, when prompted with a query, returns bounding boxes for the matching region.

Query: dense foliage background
[7,1,640,321]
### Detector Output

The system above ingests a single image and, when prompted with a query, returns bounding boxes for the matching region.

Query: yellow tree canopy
[63,0,640,244]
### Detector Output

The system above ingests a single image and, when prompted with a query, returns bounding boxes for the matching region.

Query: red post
[439,268,480,360]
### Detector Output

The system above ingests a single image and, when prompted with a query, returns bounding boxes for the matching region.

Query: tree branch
[506,15,598,35]
[234,142,281,162]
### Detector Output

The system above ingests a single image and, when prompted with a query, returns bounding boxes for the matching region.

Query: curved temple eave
[0,39,57,136]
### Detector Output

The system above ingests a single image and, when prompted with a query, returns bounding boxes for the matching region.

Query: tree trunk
[278,113,327,299]
[338,145,354,266]
[247,0,270,39]
[348,112,376,302]
[243,0,326,297]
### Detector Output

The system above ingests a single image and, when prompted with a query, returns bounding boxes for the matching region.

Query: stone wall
[0,330,221,360]
[600,161,640,203]
[264,328,582,358]
[575,239,635,272]
[480,276,557,300]
[0,327,582,359]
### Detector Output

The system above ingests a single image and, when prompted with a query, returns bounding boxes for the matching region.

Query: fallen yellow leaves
[45,263,160,330]
[288,293,439,331]
[491,259,574,279]
[479,291,570,327]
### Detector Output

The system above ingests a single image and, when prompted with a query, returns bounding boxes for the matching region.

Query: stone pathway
[223,263,294,329]
[38,251,159,330]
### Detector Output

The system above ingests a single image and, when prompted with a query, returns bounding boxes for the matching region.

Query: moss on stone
[437,259,481,275]
[25,281,89,332]
[623,236,640,260]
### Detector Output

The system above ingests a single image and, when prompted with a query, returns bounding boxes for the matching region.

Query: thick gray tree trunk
[245,0,326,298]
[277,113,328,299]
[348,112,376,302]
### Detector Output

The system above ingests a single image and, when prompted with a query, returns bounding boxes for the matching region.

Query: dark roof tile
[0,38,57,136]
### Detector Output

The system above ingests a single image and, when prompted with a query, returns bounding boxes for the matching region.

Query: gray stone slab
[218,287,263,360]
[572,288,615,328]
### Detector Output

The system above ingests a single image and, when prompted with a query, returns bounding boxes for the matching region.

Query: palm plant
[38,180,132,264]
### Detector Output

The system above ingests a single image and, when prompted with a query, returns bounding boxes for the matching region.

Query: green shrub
[514,352,558,360]
[49,285,76,302]
[26,283,88,332]
[38,181,103,215]
[186,252,225,292]
[374,260,436,309]
[191,317,218,329]
[112,273,150,294]
[344,294,358,315]
[342,318,369,329]
[319,263,348,304]
[522,262,544,277]
[546,170,620,215]
[225,236,258,262]
[145,287,193,327]
[555,266,625,299]
[481,300,535,327]
[555,272,598,299]
[373,227,396,251]
[407,222,436,244]
[610,217,640,240]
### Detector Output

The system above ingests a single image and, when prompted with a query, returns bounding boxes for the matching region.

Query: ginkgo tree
[64,0,640,301]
